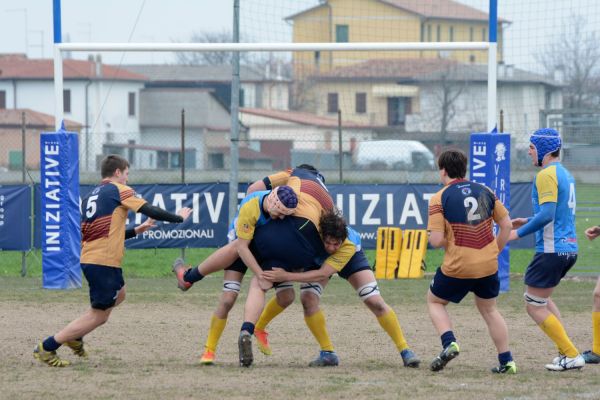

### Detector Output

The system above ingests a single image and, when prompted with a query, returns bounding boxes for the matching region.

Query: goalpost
[46,0,501,289]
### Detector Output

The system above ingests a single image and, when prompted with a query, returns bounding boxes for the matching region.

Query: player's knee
[276,288,295,307]
[364,295,387,315]
[300,289,321,313]
[524,292,548,307]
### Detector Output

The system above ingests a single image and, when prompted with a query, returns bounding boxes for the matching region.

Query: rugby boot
[66,338,88,358]
[33,342,70,367]
[172,258,192,291]
[491,361,517,374]
[200,349,216,365]
[430,341,460,371]
[239,331,253,367]
[400,348,420,368]
[254,328,272,355]
[545,354,585,371]
[308,350,339,367]
[582,350,600,364]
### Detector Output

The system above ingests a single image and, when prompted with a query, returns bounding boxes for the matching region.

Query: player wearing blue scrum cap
[508,128,584,371]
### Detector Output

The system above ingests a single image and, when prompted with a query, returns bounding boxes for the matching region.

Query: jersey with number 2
[428,179,508,279]
[532,162,577,253]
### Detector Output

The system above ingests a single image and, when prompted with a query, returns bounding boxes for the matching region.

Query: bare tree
[174,30,251,65]
[536,14,600,108]
[430,64,469,143]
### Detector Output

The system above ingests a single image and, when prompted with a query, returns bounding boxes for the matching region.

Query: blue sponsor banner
[32,182,534,251]
[0,185,32,251]
[40,126,81,289]
[470,132,511,292]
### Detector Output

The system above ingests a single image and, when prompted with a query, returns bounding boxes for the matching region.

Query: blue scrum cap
[530,128,561,166]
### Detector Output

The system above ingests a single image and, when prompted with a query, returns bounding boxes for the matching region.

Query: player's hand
[507,229,519,242]
[263,267,287,282]
[585,225,600,241]
[511,218,528,228]
[136,218,156,233]
[257,276,273,291]
[178,207,193,221]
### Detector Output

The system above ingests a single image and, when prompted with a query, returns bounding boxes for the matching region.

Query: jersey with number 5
[533,162,578,253]
[80,180,147,267]
[428,179,508,279]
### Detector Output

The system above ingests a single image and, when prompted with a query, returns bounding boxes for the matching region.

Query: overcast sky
[1,0,599,72]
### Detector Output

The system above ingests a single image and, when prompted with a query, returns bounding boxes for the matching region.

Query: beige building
[0,109,81,171]
[286,0,508,77]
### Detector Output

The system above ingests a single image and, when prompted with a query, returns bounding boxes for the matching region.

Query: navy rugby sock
[241,322,255,335]
[42,336,61,352]
[498,351,513,365]
[440,331,456,349]
[183,267,204,284]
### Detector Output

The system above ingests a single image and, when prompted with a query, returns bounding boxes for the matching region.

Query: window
[63,89,71,113]
[482,28,487,41]
[314,51,320,67]
[449,26,454,42]
[355,93,366,114]
[427,25,432,42]
[239,88,245,107]
[128,92,136,116]
[469,27,474,41]
[436,25,441,42]
[9,150,22,170]
[336,24,349,43]
[0,90,6,109]
[387,97,411,126]
[327,93,339,113]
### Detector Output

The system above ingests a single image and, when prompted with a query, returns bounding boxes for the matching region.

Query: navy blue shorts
[81,263,125,310]
[225,257,248,274]
[338,250,371,280]
[252,217,323,272]
[430,267,499,303]
[524,252,577,288]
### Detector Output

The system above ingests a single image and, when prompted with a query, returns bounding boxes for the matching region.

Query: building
[286,0,509,77]
[301,58,562,150]
[0,108,81,171]
[240,107,374,169]
[0,53,146,171]
[123,64,291,111]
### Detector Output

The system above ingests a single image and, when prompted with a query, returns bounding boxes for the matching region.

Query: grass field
[1,275,600,400]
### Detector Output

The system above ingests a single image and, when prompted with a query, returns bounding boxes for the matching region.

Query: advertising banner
[40,126,81,289]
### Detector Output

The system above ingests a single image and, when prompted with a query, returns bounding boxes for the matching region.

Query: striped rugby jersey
[428,179,508,279]
[80,180,146,267]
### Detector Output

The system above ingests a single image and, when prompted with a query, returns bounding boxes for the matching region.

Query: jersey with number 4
[80,179,147,267]
[532,162,578,253]
[428,179,508,279]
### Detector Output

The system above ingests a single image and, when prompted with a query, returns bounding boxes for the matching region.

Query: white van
[354,140,435,170]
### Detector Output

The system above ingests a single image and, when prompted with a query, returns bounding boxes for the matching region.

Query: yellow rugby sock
[540,314,578,358]
[377,309,409,352]
[593,312,600,355]
[304,310,334,352]
[256,296,286,330]
[204,315,227,353]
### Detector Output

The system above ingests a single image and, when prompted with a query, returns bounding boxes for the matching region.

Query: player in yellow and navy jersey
[427,149,516,374]
[238,165,356,367]
[34,155,191,368]
[508,128,584,371]
[262,209,420,368]
[171,186,298,365]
